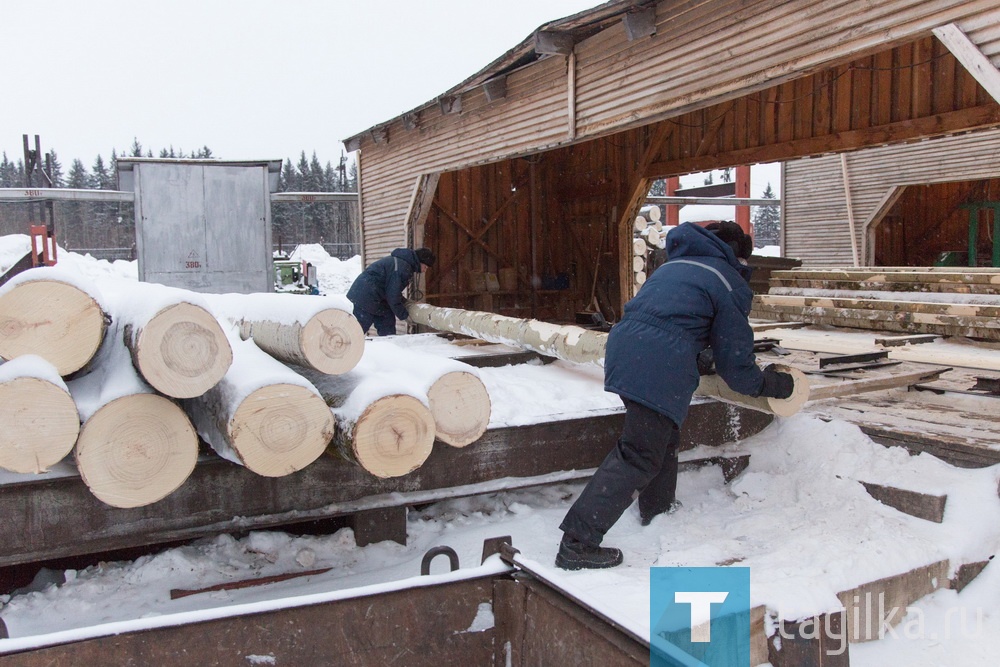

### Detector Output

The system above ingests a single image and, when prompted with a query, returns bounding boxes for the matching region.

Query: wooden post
[735,165,751,235]
[665,176,680,226]
[841,153,860,267]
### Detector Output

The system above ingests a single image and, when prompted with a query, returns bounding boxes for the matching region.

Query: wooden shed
[784,126,1000,267]
[344,0,1000,323]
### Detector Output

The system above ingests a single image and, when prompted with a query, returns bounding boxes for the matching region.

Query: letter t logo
[674,591,729,642]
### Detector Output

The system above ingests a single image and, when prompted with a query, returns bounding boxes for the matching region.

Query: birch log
[0,268,107,376]
[207,293,365,375]
[0,355,80,473]
[68,324,198,508]
[296,365,435,478]
[97,280,232,399]
[363,339,491,447]
[407,303,810,416]
[184,333,334,477]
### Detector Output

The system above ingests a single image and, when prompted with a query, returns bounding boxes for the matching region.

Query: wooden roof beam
[933,24,1000,106]
[644,103,1000,177]
[623,5,656,41]
[534,30,575,56]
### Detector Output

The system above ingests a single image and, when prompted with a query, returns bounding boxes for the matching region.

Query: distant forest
[0,140,360,260]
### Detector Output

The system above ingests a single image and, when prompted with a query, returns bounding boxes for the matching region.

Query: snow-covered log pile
[0,268,107,376]
[359,338,490,448]
[754,268,1000,340]
[0,355,80,474]
[205,292,364,374]
[97,280,234,399]
[68,321,200,509]
[0,266,454,507]
[408,302,811,417]
[183,329,334,477]
[295,352,437,478]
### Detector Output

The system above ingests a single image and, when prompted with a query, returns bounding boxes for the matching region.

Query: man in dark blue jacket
[347,247,435,336]
[556,221,794,570]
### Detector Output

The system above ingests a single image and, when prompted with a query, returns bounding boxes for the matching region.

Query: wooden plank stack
[0,268,489,508]
[752,268,1000,340]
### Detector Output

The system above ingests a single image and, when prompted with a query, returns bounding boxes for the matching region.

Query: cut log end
[0,280,105,375]
[230,384,335,476]
[340,394,435,478]
[427,371,492,448]
[76,393,198,508]
[766,365,811,417]
[301,308,366,375]
[134,302,233,398]
[0,377,80,473]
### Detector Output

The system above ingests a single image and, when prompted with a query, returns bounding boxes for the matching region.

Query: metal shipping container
[118,158,282,293]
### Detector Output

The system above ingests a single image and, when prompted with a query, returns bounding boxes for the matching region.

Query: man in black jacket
[556,221,795,570]
[347,247,435,336]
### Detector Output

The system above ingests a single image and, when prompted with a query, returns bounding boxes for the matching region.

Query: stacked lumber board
[752,268,1000,340]
[0,268,491,507]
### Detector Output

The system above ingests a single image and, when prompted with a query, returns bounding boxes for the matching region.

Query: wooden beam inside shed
[933,23,1000,105]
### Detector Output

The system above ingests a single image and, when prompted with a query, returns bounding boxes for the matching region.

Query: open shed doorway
[867,177,1000,267]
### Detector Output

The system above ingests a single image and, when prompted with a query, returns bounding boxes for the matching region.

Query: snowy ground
[1,237,999,664]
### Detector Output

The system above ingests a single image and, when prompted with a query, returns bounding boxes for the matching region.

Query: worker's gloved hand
[696,348,716,376]
[759,365,795,399]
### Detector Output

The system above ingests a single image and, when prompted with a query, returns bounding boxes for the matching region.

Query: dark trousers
[559,398,681,546]
[353,305,396,336]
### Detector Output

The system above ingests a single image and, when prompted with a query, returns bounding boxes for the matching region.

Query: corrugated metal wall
[785,127,1000,265]
[353,0,1000,263]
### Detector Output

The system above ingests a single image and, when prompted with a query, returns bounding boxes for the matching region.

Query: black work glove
[759,365,795,399]
[696,348,716,376]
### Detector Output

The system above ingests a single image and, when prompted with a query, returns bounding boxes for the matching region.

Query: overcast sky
[3,0,779,194]
[4,0,601,166]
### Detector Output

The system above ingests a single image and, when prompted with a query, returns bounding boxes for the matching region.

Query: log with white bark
[295,363,436,478]
[640,204,662,222]
[361,338,491,447]
[97,280,233,398]
[205,292,365,375]
[0,355,80,473]
[0,268,107,376]
[68,324,198,508]
[407,303,810,417]
[632,238,647,256]
[183,330,334,477]
[634,215,647,232]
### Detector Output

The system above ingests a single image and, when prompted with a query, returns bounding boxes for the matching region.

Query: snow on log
[407,303,810,416]
[68,323,198,508]
[0,268,107,376]
[0,355,80,473]
[366,339,491,447]
[183,331,334,477]
[295,362,435,478]
[97,280,232,398]
[206,292,365,375]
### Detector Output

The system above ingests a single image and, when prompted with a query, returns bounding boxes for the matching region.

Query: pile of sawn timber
[0,268,491,509]
[751,267,1000,340]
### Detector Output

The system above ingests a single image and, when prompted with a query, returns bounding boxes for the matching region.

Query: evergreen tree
[720,167,732,182]
[45,150,65,187]
[648,179,666,197]
[66,159,89,188]
[751,182,781,247]
[65,160,90,247]
[129,138,144,157]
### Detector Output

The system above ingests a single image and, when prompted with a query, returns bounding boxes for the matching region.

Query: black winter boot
[555,534,623,570]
